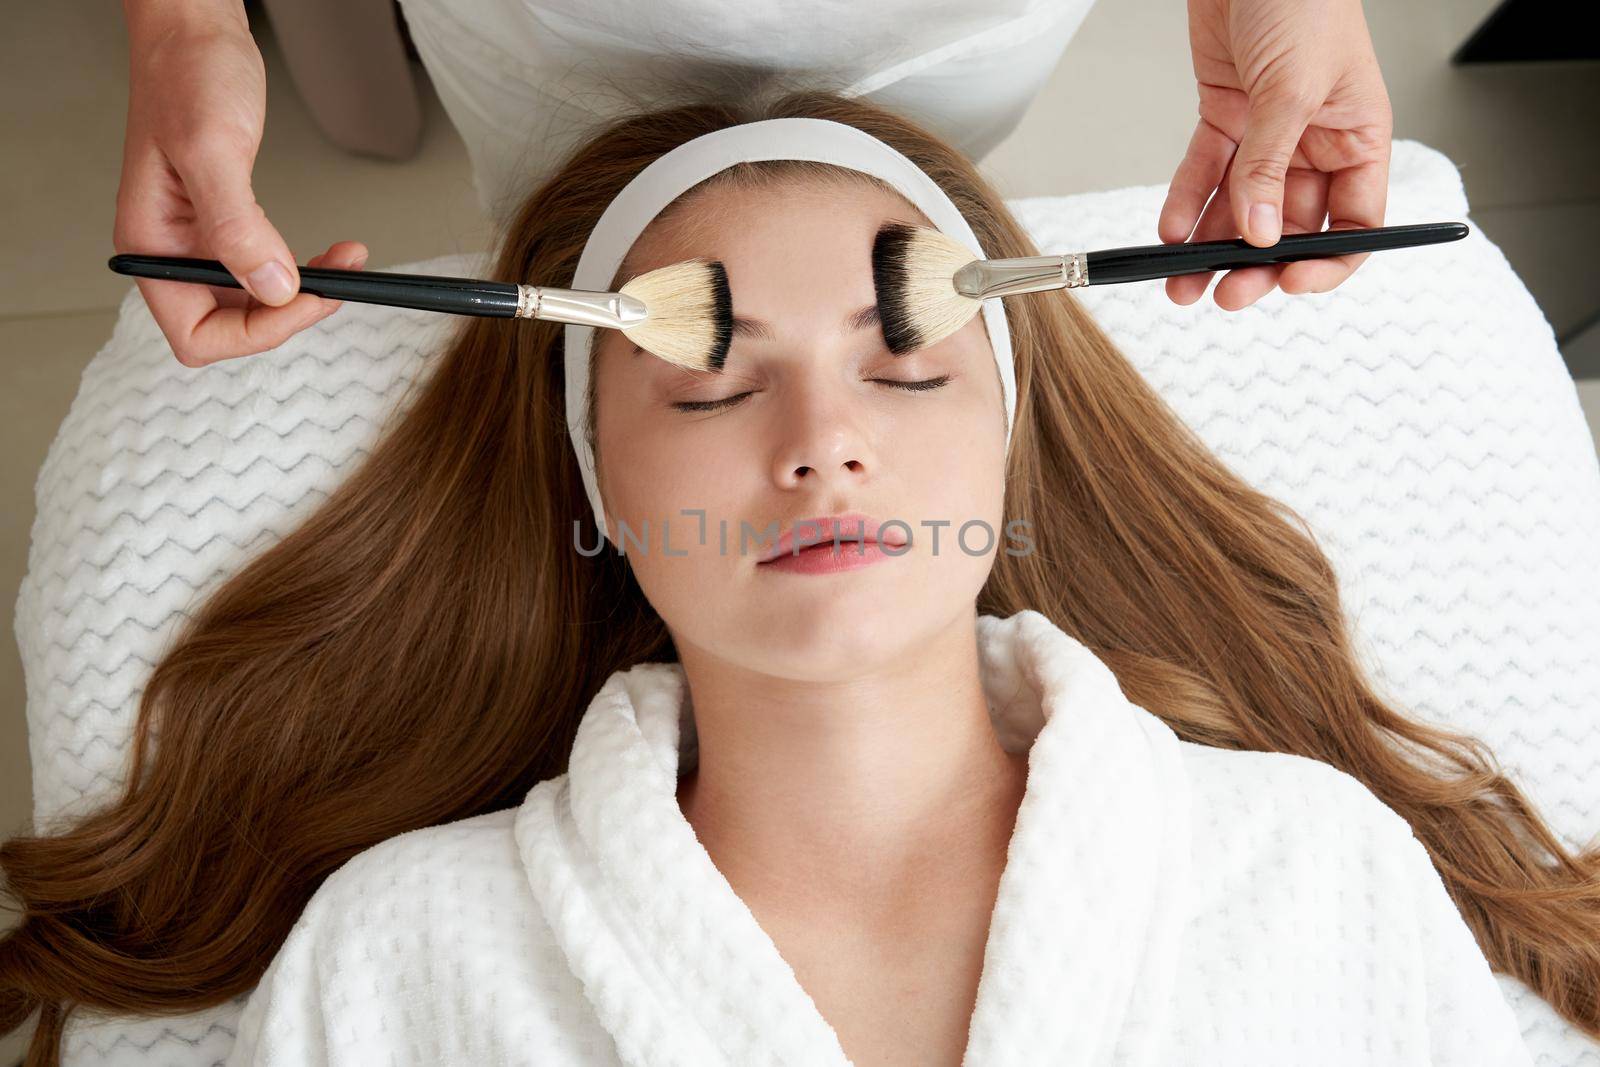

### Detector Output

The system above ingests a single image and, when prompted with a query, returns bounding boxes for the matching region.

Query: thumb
[1230,90,1316,246]
[176,147,300,306]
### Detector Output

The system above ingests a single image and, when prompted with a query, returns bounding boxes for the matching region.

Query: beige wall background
[2,0,1597,1061]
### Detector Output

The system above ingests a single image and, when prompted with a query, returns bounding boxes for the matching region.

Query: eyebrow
[632,303,883,356]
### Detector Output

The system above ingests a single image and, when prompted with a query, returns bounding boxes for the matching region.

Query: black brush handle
[1084,222,1469,285]
[108,253,523,318]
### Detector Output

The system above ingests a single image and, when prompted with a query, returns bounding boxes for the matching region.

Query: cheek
[599,407,747,528]
[595,399,747,602]
[901,423,1006,547]
[894,341,1008,553]
[908,340,1006,479]
[593,346,754,535]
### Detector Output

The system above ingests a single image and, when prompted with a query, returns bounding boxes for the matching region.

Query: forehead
[616,174,933,288]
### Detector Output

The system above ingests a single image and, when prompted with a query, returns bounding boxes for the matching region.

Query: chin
[731,592,933,673]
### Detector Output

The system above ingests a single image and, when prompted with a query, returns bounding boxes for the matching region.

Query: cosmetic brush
[871,220,1471,354]
[107,253,735,373]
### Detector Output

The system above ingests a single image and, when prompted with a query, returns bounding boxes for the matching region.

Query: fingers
[1165,150,1241,307]
[162,240,368,367]
[1159,118,1237,244]
[1171,167,1285,311]
[1214,167,1327,309]
[300,241,369,318]
[1229,91,1321,248]
[1280,151,1389,295]
[172,139,301,307]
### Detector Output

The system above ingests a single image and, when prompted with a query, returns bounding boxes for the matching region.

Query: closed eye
[671,375,952,413]
[878,374,952,393]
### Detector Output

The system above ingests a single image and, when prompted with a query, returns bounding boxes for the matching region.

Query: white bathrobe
[395,0,1096,226]
[222,609,1534,1066]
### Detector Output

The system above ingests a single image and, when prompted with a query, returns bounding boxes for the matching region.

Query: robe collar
[515,609,1193,1067]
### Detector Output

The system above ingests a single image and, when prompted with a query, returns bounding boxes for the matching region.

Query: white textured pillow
[15,138,1599,1065]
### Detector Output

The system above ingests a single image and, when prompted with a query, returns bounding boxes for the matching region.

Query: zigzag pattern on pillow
[14,140,1598,1065]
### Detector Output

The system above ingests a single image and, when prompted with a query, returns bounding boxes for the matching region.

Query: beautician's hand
[114,0,368,365]
[1159,0,1393,310]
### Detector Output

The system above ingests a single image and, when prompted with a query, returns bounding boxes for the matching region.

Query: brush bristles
[619,259,733,373]
[871,222,982,355]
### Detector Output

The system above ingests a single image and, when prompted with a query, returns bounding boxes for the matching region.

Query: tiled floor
[1,1,1596,1059]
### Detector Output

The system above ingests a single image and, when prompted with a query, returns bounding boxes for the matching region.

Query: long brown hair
[4,84,1598,1064]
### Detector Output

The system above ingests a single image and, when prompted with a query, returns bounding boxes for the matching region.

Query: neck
[673,610,1030,926]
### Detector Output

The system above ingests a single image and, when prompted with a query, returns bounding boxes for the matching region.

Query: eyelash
[672,375,952,413]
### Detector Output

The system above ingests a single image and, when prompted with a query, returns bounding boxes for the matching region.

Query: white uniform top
[394,0,1098,226]
[223,609,1533,1067]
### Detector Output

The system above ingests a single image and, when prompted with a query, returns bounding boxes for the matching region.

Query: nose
[766,372,877,494]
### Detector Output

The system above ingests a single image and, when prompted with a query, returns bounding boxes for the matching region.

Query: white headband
[564,116,1016,547]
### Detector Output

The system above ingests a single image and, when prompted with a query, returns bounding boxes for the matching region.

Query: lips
[756,512,909,564]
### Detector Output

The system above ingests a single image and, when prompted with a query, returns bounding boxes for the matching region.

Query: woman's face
[591,176,1007,680]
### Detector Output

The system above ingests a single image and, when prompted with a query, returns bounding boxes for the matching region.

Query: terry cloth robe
[223,609,1534,1067]
[395,0,1098,227]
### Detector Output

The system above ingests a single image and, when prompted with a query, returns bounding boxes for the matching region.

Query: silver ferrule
[516,285,649,329]
[952,251,1088,298]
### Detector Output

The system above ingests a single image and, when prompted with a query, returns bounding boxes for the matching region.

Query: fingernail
[353,253,369,269]
[1249,203,1280,244]
[247,261,295,304]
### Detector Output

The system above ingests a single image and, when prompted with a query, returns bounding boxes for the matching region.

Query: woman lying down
[5,89,1598,1067]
